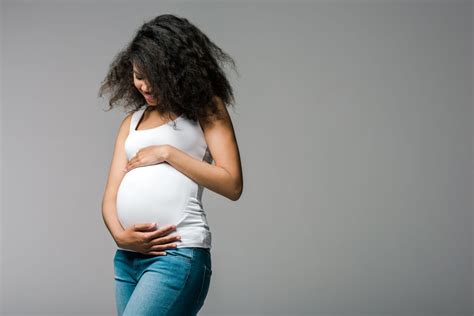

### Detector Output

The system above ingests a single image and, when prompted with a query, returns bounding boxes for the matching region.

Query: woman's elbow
[229,181,243,201]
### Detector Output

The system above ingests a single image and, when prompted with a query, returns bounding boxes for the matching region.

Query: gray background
[1,0,472,315]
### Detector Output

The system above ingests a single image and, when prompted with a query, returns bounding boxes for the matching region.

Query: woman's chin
[145,99,157,106]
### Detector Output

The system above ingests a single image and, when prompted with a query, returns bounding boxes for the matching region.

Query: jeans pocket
[195,264,212,310]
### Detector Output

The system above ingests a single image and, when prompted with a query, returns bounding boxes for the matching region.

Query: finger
[144,224,176,241]
[128,155,139,166]
[123,161,132,172]
[154,225,177,236]
[129,157,150,170]
[148,243,178,251]
[134,222,157,232]
[149,235,181,246]
[127,157,137,166]
[127,160,139,170]
[145,251,167,256]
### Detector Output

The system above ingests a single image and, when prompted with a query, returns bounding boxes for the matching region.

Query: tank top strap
[129,108,146,133]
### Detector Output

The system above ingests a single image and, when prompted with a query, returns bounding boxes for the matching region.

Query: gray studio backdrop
[1,1,473,315]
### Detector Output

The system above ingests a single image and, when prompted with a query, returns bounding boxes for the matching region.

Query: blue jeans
[113,247,212,316]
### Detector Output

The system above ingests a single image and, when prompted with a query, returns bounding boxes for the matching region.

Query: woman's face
[132,65,157,105]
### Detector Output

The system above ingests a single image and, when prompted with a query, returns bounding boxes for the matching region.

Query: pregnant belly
[116,163,192,230]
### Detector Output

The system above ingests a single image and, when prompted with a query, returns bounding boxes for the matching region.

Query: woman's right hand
[116,222,182,255]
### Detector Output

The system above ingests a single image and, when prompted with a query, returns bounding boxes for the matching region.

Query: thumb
[133,222,157,231]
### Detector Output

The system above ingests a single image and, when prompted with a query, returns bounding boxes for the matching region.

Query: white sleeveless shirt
[116,105,213,251]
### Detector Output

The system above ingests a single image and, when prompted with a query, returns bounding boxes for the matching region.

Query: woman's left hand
[124,145,171,172]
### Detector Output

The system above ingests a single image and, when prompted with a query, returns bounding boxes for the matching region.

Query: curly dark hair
[98,14,238,126]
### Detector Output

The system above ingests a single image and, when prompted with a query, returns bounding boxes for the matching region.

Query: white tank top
[116,105,213,251]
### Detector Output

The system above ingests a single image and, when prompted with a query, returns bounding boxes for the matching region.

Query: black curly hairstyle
[98,14,238,126]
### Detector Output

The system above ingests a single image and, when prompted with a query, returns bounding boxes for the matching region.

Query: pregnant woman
[99,14,243,316]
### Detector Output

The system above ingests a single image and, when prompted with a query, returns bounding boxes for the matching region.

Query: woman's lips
[143,93,153,100]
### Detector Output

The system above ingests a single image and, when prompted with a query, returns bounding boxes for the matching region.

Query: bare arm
[165,96,243,201]
[101,113,132,243]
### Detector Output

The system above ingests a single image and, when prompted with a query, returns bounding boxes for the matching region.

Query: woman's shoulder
[121,106,145,127]
[118,109,138,135]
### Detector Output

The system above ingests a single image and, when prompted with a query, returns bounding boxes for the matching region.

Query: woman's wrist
[163,145,174,162]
